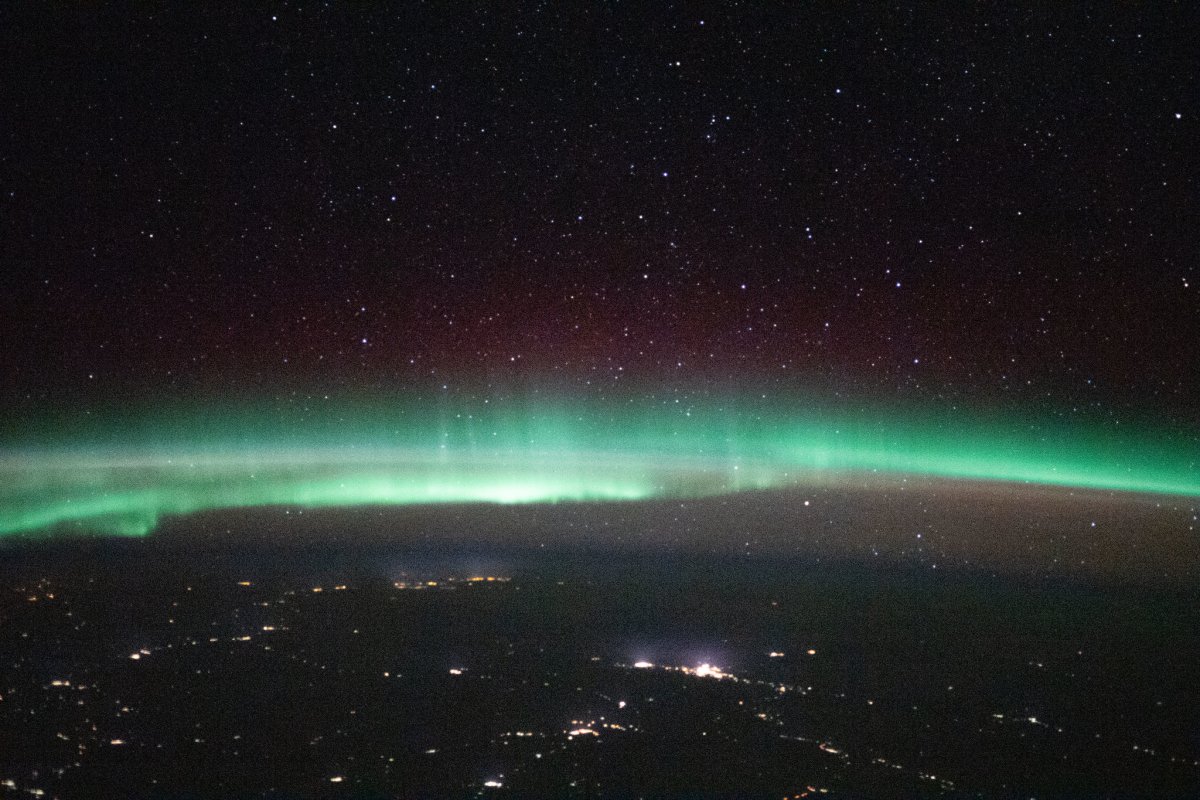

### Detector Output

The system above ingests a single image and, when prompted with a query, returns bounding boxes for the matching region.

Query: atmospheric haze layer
[0,396,1196,538]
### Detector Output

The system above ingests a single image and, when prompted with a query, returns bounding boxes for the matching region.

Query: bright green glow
[0,396,1196,537]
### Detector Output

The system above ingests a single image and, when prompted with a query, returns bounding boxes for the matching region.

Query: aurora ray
[1,396,1196,537]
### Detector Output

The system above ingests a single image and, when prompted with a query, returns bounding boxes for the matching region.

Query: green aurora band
[1,397,1196,537]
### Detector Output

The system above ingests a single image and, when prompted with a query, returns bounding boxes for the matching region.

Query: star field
[1,4,1197,425]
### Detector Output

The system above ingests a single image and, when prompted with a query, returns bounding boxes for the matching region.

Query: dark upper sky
[2,4,1196,422]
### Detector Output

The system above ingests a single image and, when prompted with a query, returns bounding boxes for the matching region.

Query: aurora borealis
[0,5,1196,556]
[2,396,1195,538]
[2,1,1197,554]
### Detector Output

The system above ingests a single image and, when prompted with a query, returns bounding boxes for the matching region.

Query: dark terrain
[1,529,1197,798]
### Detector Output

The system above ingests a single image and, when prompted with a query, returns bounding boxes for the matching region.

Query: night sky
[1,5,1198,541]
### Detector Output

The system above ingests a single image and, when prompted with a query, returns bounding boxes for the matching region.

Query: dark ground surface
[1,511,1197,799]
